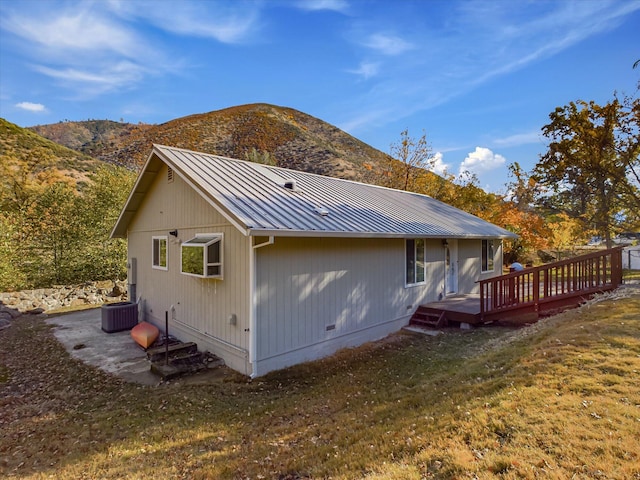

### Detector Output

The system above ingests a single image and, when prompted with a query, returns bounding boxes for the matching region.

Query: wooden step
[146,341,197,362]
[410,308,447,328]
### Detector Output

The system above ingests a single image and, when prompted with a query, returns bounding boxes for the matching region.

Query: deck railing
[479,247,623,321]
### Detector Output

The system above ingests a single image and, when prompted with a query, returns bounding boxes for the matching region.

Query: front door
[445,240,458,295]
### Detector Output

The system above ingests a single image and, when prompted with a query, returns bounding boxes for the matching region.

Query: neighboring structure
[623,245,640,270]
[111,145,517,377]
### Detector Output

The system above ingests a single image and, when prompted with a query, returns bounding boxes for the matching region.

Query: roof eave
[247,228,518,239]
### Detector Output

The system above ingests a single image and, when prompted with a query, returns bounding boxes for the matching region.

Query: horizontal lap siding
[254,237,443,373]
[127,164,251,373]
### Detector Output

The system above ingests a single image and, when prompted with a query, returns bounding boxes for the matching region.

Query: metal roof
[111,144,518,239]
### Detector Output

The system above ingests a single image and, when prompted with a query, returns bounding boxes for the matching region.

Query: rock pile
[0,280,128,314]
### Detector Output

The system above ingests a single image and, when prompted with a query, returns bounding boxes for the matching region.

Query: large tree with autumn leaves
[534,97,640,247]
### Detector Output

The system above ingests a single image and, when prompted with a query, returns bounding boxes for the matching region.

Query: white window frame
[152,236,168,271]
[180,233,223,279]
[481,239,495,273]
[405,238,426,287]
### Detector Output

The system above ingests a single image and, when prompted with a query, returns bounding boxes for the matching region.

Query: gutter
[248,236,275,378]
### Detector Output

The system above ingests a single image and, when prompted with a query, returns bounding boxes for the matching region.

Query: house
[111,145,517,377]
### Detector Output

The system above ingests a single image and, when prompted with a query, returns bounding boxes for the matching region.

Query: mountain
[29,119,151,160]
[29,103,392,181]
[1,118,102,187]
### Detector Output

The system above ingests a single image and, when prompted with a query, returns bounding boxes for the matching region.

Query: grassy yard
[1,288,639,479]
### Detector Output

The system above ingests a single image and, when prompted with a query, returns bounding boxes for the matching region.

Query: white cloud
[15,101,47,113]
[363,33,413,56]
[296,0,350,13]
[109,0,260,44]
[34,61,146,96]
[429,152,450,176]
[493,131,542,148]
[348,61,380,79]
[460,147,506,175]
[2,8,146,60]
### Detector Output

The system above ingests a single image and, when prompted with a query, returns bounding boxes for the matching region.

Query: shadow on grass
[1,292,639,479]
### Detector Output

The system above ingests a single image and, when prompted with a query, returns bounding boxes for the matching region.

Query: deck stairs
[147,341,224,380]
[409,307,447,329]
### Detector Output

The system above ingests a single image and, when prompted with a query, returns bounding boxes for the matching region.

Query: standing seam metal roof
[112,144,518,239]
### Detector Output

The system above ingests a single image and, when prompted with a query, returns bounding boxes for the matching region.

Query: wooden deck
[410,247,624,328]
[410,294,481,328]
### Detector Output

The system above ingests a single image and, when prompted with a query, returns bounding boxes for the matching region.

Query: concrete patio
[45,308,160,385]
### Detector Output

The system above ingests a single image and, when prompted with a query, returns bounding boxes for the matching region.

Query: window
[181,234,223,279]
[152,236,168,270]
[481,239,495,272]
[406,238,426,286]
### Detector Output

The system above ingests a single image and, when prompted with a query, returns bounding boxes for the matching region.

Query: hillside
[1,118,102,187]
[29,104,392,180]
[29,119,151,159]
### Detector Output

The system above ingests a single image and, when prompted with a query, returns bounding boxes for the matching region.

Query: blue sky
[1,0,638,192]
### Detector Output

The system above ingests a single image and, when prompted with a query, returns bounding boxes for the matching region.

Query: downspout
[249,236,274,378]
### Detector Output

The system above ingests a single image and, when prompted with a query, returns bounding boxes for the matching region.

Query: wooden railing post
[533,267,540,314]
[479,280,485,320]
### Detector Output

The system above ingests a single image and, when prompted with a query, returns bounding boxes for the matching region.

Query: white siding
[458,239,504,293]
[126,164,252,374]
[253,237,445,375]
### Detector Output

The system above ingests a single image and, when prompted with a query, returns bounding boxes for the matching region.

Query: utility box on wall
[127,257,137,303]
[101,301,138,333]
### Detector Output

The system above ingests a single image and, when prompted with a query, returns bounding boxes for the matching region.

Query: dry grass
[1,287,639,479]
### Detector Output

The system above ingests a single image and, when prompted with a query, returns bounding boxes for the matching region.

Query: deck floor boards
[421,294,481,315]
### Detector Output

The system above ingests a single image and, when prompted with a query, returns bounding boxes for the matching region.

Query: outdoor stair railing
[479,247,624,321]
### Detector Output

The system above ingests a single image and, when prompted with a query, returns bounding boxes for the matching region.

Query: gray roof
[111,144,517,239]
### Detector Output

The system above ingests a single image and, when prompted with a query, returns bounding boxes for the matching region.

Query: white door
[445,240,458,295]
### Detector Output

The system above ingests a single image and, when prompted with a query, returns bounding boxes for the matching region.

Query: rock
[26,307,45,315]
[109,284,123,297]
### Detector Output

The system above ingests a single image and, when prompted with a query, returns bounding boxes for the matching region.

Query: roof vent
[283,179,299,191]
[314,206,329,217]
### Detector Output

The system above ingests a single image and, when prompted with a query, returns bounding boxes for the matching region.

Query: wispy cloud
[348,61,380,79]
[34,62,147,97]
[362,33,413,56]
[493,131,542,148]
[459,147,506,175]
[0,0,261,99]
[1,7,147,61]
[340,0,640,134]
[15,101,47,113]
[109,0,260,44]
[296,0,350,14]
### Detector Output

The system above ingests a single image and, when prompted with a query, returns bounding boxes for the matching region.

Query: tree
[534,98,640,248]
[380,129,434,191]
[547,212,584,260]
[78,166,136,282]
[23,182,81,285]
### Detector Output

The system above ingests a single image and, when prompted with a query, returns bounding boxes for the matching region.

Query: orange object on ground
[131,321,159,349]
